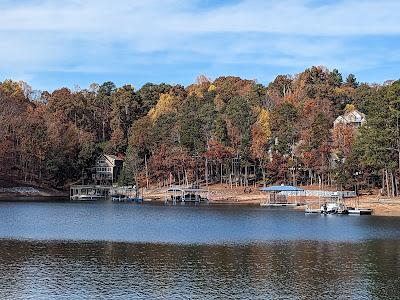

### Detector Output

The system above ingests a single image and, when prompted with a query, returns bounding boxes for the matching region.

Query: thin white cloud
[0,0,399,88]
[1,0,399,36]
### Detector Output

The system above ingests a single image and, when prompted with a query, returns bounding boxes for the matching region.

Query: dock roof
[167,187,207,193]
[260,185,304,192]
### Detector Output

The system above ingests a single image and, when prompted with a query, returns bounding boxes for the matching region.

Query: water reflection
[0,240,399,299]
[1,202,400,243]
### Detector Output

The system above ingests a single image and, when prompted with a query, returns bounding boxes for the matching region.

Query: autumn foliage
[1,67,399,195]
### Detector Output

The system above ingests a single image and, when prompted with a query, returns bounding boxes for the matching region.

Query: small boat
[112,194,143,203]
[127,197,144,203]
[320,203,348,215]
[112,194,127,202]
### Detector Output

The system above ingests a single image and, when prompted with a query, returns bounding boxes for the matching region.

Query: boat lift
[260,185,304,206]
[70,185,110,200]
[164,186,209,205]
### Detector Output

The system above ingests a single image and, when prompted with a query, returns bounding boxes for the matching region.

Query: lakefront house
[92,154,123,185]
[333,109,366,128]
[331,108,366,168]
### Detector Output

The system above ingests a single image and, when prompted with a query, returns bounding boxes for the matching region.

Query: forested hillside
[1,66,399,195]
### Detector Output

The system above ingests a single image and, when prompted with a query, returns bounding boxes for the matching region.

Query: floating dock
[260,203,298,207]
[305,204,373,215]
[348,208,373,215]
[305,207,321,213]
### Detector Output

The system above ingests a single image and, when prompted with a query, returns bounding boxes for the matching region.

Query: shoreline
[1,193,400,217]
[143,185,400,217]
[1,183,400,217]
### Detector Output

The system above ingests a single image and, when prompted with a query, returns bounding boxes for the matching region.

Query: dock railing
[279,190,356,198]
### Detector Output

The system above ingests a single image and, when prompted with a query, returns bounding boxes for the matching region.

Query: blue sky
[0,0,399,91]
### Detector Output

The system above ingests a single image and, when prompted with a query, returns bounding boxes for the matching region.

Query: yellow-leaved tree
[344,103,356,113]
[148,93,179,121]
[251,108,271,185]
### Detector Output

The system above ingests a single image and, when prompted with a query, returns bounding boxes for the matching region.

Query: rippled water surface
[0,201,400,299]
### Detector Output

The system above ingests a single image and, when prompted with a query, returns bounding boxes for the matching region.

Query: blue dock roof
[260,185,304,192]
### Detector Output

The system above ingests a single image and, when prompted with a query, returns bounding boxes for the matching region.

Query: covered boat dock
[70,185,110,200]
[165,187,209,205]
[260,185,304,206]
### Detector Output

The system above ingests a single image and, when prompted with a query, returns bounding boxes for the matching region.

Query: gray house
[333,109,366,128]
[92,154,123,185]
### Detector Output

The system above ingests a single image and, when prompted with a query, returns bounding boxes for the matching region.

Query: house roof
[260,185,304,192]
[104,154,123,161]
[334,109,366,126]
[96,154,123,167]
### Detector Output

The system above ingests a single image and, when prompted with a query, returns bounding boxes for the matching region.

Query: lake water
[0,200,399,299]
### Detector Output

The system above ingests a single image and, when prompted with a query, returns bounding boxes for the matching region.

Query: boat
[320,203,348,214]
[127,197,144,203]
[112,194,144,203]
[111,194,127,202]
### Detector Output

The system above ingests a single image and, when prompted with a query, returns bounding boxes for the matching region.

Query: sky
[0,0,399,91]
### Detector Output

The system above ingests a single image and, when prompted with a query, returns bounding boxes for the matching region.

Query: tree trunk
[391,172,395,197]
[102,120,106,142]
[220,162,223,184]
[261,161,266,187]
[385,169,390,196]
[245,165,248,187]
[144,154,149,189]
[381,170,385,195]
[205,157,209,188]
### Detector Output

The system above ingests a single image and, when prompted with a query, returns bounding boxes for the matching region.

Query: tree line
[0,66,399,195]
